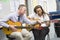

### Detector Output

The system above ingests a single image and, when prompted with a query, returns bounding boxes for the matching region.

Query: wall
[0,0,10,18]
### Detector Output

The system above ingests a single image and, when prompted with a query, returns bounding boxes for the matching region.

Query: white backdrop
[0,0,10,18]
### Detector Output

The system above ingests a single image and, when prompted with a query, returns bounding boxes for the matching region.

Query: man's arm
[0,14,12,28]
[0,13,19,32]
[23,15,37,24]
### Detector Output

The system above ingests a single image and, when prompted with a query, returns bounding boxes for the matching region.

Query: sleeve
[41,14,50,27]
[0,14,12,28]
[44,14,50,21]
[23,15,37,24]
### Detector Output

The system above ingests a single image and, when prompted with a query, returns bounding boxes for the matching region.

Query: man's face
[18,7,26,15]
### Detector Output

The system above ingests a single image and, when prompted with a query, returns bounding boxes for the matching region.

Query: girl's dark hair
[34,5,46,14]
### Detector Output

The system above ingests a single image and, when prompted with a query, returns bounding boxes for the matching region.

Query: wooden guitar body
[2,20,23,35]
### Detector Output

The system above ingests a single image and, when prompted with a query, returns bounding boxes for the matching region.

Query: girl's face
[36,8,43,16]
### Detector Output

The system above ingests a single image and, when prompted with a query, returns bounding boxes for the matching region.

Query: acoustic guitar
[2,20,40,35]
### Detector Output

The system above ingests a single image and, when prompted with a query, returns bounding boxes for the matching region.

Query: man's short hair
[18,4,26,9]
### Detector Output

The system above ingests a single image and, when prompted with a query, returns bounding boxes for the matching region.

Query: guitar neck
[15,26,32,29]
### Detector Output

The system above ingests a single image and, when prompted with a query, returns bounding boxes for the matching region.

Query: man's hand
[9,25,17,32]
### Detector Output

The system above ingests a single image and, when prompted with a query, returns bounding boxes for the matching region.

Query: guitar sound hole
[8,29,9,31]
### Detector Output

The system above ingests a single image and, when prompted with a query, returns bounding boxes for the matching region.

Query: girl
[32,5,50,40]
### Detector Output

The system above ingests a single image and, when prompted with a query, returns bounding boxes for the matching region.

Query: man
[0,4,36,40]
